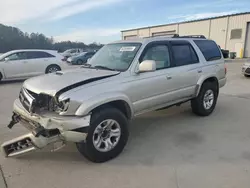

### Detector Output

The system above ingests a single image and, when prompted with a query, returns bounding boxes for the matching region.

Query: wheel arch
[195,76,219,97]
[75,95,134,120]
[91,100,132,120]
[45,64,61,73]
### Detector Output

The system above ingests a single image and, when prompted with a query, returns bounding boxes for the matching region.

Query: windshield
[88,43,141,71]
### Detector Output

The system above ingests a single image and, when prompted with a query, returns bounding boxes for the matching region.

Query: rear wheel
[0,73,2,82]
[191,82,218,116]
[45,65,61,74]
[76,107,129,163]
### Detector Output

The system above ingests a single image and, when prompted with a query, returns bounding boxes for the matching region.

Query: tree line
[0,24,103,53]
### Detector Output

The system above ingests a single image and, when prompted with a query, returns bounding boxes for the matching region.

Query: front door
[127,42,176,114]
[2,52,31,79]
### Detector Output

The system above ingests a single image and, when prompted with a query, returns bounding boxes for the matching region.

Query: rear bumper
[219,77,227,88]
[1,99,91,157]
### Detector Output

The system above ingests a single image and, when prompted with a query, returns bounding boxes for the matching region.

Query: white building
[121,12,250,58]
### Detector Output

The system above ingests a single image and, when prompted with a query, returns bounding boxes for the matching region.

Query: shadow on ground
[14,103,213,166]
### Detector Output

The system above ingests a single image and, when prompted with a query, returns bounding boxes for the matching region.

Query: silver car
[2,35,227,163]
[242,63,250,77]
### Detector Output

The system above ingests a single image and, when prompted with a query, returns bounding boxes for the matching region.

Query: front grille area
[19,88,58,113]
[19,88,35,113]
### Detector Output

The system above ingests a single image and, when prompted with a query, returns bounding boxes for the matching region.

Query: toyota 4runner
[1,35,227,163]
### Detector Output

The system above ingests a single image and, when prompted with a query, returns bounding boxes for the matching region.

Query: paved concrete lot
[0,62,250,188]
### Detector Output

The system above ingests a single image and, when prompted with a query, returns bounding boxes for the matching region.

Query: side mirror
[4,57,9,62]
[138,60,156,73]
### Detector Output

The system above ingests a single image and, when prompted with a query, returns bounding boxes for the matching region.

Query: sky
[0,0,249,44]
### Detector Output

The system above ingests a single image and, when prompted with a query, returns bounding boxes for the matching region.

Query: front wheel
[191,82,218,116]
[76,107,129,163]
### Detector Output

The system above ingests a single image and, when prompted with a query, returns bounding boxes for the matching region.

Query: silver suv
[2,35,227,162]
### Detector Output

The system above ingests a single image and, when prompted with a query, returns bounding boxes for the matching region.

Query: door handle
[198,70,202,73]
[166,76,172,80]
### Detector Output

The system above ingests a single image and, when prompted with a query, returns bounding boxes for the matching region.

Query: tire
[45,65,61,74]
[244,74,250,77]
[76,107,129,163]
[191,82,218,116]
[76,59,83,65]
[0,73,2,82]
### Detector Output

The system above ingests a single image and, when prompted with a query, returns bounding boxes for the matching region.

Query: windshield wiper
[94,65,117,71]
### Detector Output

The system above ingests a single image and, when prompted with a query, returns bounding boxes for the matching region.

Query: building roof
[121,12,250,32]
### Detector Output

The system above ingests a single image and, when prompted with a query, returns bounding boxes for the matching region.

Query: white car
[61,48,83,58]
[242,63,250,77]
[0,49,68,81]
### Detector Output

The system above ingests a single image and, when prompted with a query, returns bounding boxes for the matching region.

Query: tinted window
[141,44,171,70]
[172,44,199,66]
[27,51,55,59]
[194,40,222,61]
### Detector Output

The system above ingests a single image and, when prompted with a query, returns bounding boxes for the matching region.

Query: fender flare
[195,74,219,97]
[75,92,134,117]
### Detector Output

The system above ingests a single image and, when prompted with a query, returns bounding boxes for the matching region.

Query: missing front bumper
[1,99,90,157]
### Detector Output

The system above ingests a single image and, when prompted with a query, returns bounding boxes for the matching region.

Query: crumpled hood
[23,68,120,96]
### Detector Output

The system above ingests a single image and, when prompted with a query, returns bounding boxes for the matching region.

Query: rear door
[26,51,56,76]
[167,40,201,99]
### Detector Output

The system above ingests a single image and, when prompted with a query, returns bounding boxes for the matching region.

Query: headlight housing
[57,98,70,113]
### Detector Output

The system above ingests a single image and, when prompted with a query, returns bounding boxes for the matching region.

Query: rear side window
[171,43,199,66]
[27,51,55,59]
[194,40,221,61]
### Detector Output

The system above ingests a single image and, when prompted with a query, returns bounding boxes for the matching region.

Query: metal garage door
[244,22,250,57]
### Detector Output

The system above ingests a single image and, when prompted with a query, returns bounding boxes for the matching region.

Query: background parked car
[67,52,96,65]
[0,49,69,81]
[242,63,250,77]
[61,48,83,59]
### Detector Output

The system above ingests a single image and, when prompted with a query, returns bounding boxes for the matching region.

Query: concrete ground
[0,62,250,188]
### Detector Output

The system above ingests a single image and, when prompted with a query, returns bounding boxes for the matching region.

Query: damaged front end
[1,87,90,157]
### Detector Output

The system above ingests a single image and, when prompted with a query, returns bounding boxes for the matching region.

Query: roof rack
[172,34,206,39]
[143,35,175,39]
[142,34,206,39]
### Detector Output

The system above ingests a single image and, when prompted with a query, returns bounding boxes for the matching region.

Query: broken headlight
[57,98,70,113]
